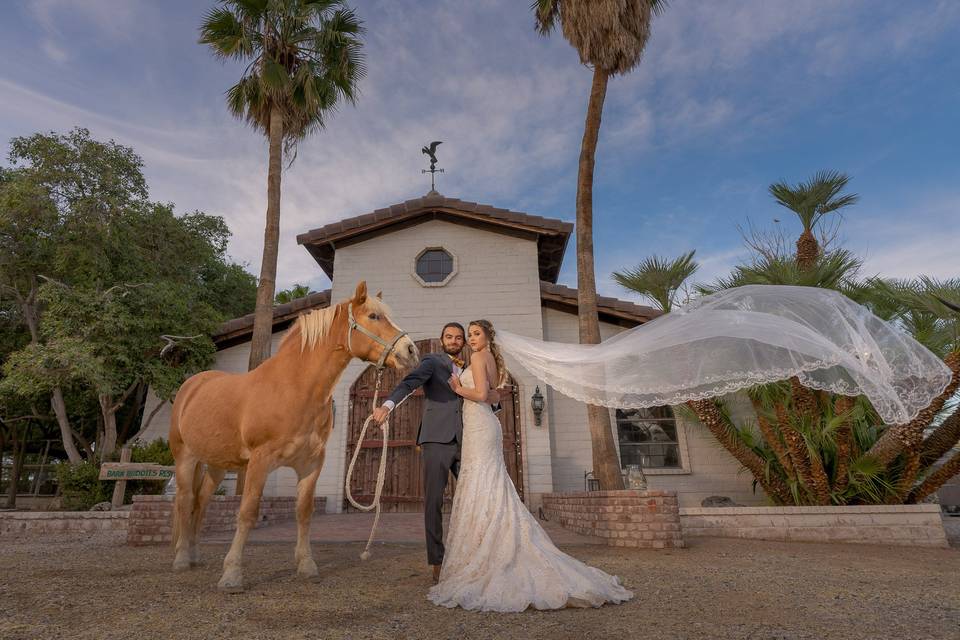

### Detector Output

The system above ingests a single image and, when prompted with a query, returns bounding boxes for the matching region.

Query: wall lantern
[531,386,545,426]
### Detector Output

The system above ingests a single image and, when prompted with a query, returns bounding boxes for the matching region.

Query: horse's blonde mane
[282,305,340,352]
[281,296,396,353]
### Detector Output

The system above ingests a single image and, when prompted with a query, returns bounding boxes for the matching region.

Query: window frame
[412,246,458,287]
[609,405,692,475]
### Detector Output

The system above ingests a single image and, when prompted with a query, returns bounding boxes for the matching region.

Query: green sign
[99,463,175,481]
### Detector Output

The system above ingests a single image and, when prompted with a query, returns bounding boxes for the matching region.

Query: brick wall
[542,489,684,549]
[680,504,949,547]
[127,495,327,545]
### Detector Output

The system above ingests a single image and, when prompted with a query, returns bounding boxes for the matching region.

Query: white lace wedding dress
[427,368,633,612]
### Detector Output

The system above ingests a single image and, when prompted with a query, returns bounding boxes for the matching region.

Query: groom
[372,322,498,583]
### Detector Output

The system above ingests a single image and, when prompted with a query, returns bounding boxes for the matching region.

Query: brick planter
[0,511,130,539]
[541,490,684,549]
[127,495,326,545]
[679,504,949,547]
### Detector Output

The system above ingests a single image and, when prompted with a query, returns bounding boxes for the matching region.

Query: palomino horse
[170,281,418,591]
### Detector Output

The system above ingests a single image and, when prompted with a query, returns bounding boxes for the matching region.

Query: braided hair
[468,319,507,387]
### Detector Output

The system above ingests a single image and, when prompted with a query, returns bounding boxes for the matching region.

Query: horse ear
[353,281,368,305]
[375,290,383,299]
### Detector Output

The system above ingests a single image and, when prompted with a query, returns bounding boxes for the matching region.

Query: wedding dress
[427,368,633,612]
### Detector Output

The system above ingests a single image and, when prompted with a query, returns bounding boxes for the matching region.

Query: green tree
[0,129,148,462]
[683,225,960,505]
[612,251,698,312]
[1,130,256,462]
[200,0,365,371]
[275,283,311,304]
[533,0,668,490]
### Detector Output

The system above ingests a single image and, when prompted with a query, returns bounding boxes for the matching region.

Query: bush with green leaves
[55,461,109,511]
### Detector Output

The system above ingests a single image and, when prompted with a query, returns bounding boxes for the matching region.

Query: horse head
[345,281,419,370]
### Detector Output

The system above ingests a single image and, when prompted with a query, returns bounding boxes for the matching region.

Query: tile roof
[539,281,662,326]
[213,290,332,347]
[296,192,572,283]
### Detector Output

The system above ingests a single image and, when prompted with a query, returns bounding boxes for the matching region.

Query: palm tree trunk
[832,396,856,494]
[576,67,622,491]
[751,398,796,483]
[248,103,285,371]
[688,400,792,503]
[866,351,960,466]
[920,409,960,467]
[774,402,815,501]
[894,451,921,502]
[907,447,960,504]
[795,229,818,270]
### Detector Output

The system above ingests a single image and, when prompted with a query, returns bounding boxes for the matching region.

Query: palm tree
[275,283,311,304]
[768,170,858,270]
[533,0,668,491]
[612,251,698,312]
[200,0,365,370]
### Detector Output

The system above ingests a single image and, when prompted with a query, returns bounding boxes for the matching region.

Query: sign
[99,463,175,481]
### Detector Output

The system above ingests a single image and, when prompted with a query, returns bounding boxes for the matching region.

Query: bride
[427,319,633,612]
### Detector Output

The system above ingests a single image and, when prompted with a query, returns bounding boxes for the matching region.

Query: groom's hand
[485,388,500,404]
[372,406,390,425]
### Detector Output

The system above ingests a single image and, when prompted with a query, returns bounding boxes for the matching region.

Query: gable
[297,192,572,283]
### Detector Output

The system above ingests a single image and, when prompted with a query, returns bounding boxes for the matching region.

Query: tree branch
[130,399,171,444]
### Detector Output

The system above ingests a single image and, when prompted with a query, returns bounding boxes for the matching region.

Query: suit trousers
[421,439,460,566]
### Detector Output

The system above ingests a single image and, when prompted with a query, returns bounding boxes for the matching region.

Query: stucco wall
[540,306,768,508]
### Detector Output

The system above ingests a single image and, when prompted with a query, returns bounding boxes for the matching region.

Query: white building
[139,192,765,511]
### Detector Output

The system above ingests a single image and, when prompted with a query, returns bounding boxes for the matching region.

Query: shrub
[56,461,109,511]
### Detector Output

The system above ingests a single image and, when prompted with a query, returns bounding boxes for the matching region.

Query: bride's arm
[451,352,493,402]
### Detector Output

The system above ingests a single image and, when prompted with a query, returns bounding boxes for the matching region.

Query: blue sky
[1,0,958,305]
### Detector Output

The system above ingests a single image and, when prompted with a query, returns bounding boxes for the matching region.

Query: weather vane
[421,140,444,194]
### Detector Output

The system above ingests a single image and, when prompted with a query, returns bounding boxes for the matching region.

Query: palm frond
[611,250,698,312]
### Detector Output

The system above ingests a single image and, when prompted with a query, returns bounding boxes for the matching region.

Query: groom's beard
[443,346,462,356]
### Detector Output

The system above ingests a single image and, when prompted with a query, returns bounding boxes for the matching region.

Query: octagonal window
[415,248,454,284]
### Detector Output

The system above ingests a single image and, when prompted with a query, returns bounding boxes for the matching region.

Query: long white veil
[497,285,951,425]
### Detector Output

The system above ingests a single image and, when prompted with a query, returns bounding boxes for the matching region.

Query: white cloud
[3,0,958,298]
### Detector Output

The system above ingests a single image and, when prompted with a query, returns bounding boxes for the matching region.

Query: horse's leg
[172,455,201,572]
[294,458,324,579]
[189,465,226,567]
[218,455,270,592]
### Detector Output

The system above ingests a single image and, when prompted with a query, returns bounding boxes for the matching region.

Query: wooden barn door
[346,338,523,512]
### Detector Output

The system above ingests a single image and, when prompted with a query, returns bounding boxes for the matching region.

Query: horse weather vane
[421,140,444,194]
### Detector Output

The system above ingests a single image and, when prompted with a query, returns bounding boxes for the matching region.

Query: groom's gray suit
[385,351,463,566]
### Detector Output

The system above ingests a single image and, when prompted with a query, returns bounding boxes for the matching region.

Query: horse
[169,281,418,591]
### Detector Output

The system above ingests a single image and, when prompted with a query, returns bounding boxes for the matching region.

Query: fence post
[111,446,132,508]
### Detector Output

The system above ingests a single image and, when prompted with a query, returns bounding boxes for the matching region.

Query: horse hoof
[217,578,244,593]
[297,567,320,582]
[172,559,192,572]
[218,583,245,594]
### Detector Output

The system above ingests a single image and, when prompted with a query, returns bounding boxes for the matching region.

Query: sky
[1,0,958,305]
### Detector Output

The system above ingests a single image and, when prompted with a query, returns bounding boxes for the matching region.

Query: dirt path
[2,534,958,640]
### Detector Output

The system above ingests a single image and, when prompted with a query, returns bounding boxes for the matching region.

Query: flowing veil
[497,285,951,425]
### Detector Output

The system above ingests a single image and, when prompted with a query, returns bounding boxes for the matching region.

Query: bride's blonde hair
[469,319,507,387]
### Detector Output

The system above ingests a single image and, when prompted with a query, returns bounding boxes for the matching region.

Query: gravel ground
[2,534,958,640]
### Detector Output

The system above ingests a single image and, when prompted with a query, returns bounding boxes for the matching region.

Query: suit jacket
[387,352,463,445]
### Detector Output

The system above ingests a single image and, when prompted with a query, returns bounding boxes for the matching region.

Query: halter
[347,303,409,370]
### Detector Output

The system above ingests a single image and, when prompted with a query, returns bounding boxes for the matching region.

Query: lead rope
[344,368,414,560]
